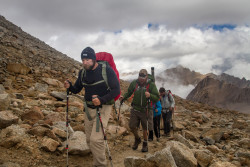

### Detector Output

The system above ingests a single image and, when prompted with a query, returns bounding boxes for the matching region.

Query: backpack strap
[146,83,150,92]
[167,90,173,102]
[101,62,110,90]
[80,63,109,89]
[128,83,138,102]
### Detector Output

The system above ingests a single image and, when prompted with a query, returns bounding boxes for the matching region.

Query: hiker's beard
[84,60,96,71]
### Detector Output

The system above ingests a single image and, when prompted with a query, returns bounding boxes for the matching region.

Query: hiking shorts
[129,108,153,131]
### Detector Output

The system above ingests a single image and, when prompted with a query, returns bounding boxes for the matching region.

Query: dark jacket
[69,63,120,104]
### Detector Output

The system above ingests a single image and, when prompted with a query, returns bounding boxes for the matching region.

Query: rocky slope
[0,15,250,167]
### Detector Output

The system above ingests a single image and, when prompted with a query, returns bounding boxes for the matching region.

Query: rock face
[216,73,250,88]
[0,15,82,87]
[187,76,250,114]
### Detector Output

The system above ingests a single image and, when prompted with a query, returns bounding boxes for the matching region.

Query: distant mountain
[187,76,250,114]
[156,65,206,85]
[154,65,250,113]
[211,73,250,88]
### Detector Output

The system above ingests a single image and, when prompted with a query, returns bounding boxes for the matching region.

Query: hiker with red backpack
[119,69,159,152]
[159,87,175,137]
[64,47,120,167]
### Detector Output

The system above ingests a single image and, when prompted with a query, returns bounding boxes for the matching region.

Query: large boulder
[0,162,21,167]
[167,141,197,167]
[7,63,31,75]
[0,124,28,148]
[201,128,225,144]
[42,78,63,88]
[193,149,213,167]
[124,157,146,167]
[34,83,48,93]
[44,112,66,123]
[183,130,200,143]
[0,110,19,129]
[50,91,67,100]
[28,125,59,141]
[209,161,237,167]
[0,84,5,94]
[174,134,193,149]
[21,106,44,125]
[66,131,90,156]
[146,147,177,167]
[41,137,60,152]
[0,93,11,111]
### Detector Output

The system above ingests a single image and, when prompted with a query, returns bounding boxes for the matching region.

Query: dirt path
[0,130,170,167]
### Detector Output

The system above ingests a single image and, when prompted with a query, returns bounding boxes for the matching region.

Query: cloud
[0,0,250,82]
[43,25,250,80]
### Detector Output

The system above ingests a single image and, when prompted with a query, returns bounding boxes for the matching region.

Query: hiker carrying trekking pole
[159,87,175,137]
[64,47,120,167]
[119,69,159,152]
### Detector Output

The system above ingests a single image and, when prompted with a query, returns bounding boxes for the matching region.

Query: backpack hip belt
[84,101,102,132]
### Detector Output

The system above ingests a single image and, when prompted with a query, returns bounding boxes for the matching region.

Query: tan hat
[139,69,148,77]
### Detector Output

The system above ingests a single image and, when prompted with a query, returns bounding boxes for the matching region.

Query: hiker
[148,100,162,141]
[64,47,120,167]
[159,87,175,137]
[119,69,159,152]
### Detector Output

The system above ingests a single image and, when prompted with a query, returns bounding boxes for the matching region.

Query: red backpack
[96,52,121,101]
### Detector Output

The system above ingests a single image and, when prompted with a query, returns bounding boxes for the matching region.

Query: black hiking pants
[153,114,161,138]
[162,110,172,134]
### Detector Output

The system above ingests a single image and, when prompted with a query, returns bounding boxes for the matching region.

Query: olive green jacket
[123,79,159,112]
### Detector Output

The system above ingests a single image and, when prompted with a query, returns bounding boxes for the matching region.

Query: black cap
[159,87,165,93]
[81,47,96,60]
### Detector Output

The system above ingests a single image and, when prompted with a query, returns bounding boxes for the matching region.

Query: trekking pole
[66,88,69,167]
[146,98,150,142]
[116,100,123,133]
[172,109,175,136]
[96,106,113,167]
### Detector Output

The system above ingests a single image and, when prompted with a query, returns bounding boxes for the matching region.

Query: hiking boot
[162,133,167,136]
[148,130,153,141]
[132,137,141,150]
[141,141,148,152]
[156,137,160,142]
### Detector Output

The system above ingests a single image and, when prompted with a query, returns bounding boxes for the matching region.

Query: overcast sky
[1,0,250,83]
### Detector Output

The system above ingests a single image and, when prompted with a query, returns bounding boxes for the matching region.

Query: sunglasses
[139,73,147,78]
